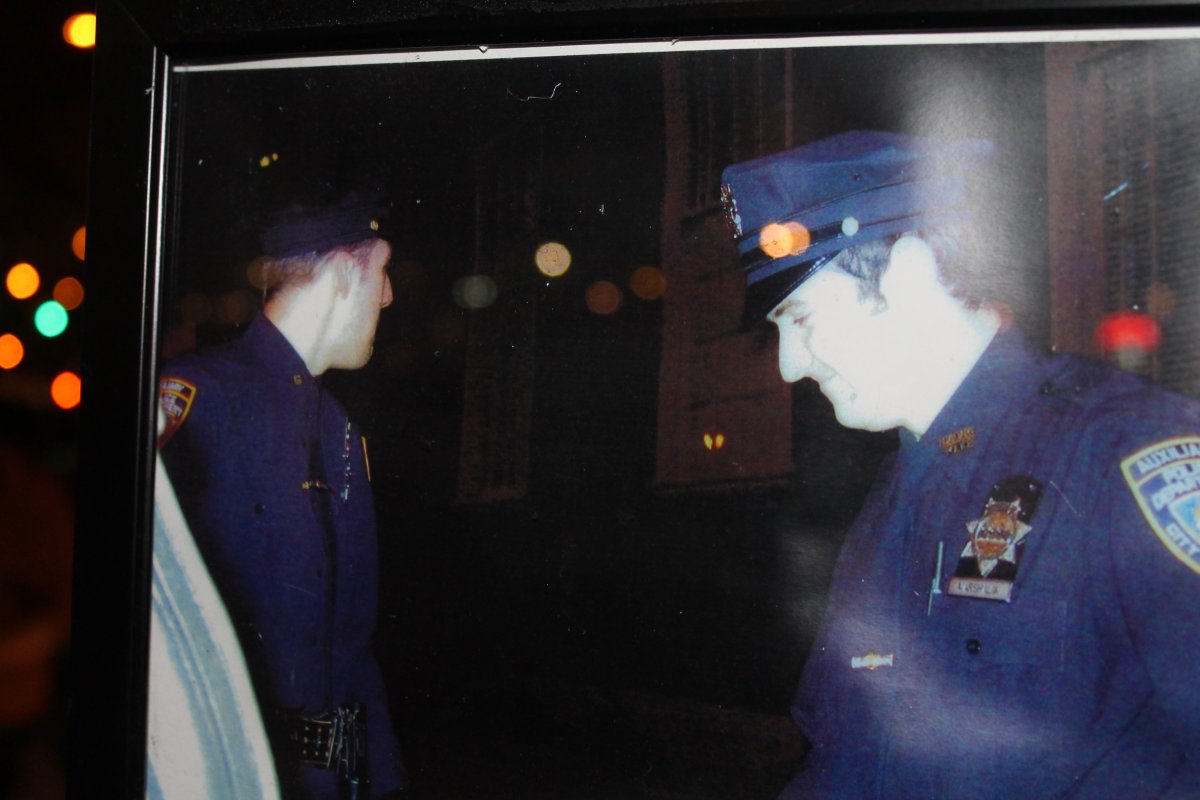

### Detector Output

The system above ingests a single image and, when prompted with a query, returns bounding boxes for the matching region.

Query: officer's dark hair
[832,221,991,312]
[261,238,382,300]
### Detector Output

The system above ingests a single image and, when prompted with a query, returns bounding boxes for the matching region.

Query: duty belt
[283,704,369,794]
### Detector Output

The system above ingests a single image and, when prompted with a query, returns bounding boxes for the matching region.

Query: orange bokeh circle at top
[63,14,97,48]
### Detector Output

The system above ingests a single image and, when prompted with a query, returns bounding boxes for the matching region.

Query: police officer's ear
[878,235,943,315]
[326,249,358,299]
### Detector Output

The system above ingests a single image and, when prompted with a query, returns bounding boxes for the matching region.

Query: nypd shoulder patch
[158,375,197,449]
[1121,436,1200,575]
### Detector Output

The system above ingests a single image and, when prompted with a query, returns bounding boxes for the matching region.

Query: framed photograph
[75,1,1200,797]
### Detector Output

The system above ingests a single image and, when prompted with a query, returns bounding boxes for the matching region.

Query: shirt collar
[899,328,1043,464]
[245,312,316,386]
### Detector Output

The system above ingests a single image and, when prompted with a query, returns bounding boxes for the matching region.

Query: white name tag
[947,576,1013,603]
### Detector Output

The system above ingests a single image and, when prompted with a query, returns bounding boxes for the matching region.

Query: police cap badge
[719,130,993,327]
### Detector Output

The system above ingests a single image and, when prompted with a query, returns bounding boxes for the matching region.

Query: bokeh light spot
[585,281,622,315]
[629,265,666,300]
[53,277,85,310]
[6,263,40,300]
[62,13,96,48]
[1146,281,1177,319]
[759,221,811,260]
[179,292,213,325]
[51,371,82,410]
[214,290,256,326]
[246,257,279,291]
[71,226,87,261]
[34,301,69,338]
[259,155,271,168]
[429,308,467,350]
[452,275,499,310]
[535,241,572,278]
[1095,310,1161,355]
[51,372,82,410]
[0,334,24,370]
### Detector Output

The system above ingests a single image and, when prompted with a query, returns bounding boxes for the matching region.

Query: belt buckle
[290,712,337,767]
[286,704,367,781]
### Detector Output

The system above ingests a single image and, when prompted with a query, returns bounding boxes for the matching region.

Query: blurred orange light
[63,13,97,48]
[759,222,811,260]
[0,334,24,370]
[51,372,82,410]
[585,281,622,315]
[71,226,87,261]
[53,277,85,310]
[6,263,39,300]
[702,432,727,451]
[629,265,666,300]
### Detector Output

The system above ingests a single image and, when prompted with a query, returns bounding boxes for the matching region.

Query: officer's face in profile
[769,255,914,432]
[331,238,394,369]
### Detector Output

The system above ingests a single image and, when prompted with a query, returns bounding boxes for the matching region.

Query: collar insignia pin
[939,427,976,455]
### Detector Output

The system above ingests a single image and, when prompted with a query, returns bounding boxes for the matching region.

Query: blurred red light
[1095,310,1161,355]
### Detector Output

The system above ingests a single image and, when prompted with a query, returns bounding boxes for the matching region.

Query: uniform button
[254,503,264,514]
[966,638,982,655]
[1039,381,1054,394]
[293,374,303,385]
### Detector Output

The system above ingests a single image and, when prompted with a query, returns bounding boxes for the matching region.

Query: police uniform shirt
[782,329,1200,800]
[158,313,405,798]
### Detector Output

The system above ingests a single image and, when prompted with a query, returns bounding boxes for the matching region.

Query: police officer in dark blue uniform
[157,193,406,798]
[721,131,1200,798]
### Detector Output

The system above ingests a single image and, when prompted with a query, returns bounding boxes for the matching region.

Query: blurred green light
[34,301,69,337]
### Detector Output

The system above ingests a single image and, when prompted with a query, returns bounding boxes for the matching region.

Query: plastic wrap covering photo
[147,457,280,799]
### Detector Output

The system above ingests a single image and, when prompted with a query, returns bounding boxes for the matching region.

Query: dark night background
[0,1,90,797]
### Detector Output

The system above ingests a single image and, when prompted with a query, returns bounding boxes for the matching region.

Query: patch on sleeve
[1121,436,1200,575]
[158,375,197,449]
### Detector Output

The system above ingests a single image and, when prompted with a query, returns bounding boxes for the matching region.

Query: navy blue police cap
[259,191,391,259]
[720,130,993,326]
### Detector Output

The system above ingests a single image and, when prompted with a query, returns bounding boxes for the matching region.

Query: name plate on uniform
[947,576,1013,602]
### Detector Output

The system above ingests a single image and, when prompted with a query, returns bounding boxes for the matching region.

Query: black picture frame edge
[104,0,1200,59]
[71,2,167,796]
[71,1,1200,797]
